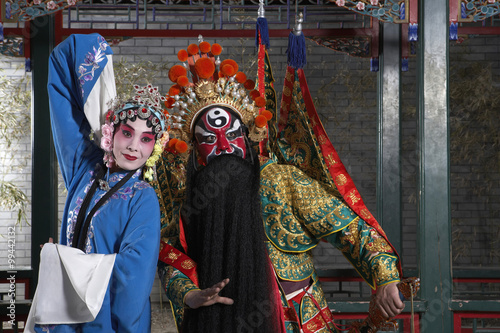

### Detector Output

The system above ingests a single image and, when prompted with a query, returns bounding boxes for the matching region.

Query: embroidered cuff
[167,276,199,309]
[370,253,400,286]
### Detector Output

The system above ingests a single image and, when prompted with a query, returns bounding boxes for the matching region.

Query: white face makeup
[112,119,156,171]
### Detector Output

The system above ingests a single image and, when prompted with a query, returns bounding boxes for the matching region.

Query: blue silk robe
[35,34,160,332]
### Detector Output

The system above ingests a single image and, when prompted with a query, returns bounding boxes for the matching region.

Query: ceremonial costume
[154,38,401,332]
[159,158,399,332]
[27,34,164,332]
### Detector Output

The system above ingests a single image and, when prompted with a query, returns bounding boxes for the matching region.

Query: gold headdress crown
[165,37,272,144]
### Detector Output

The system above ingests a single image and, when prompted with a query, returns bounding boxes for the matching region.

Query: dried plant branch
[0,68,31,228]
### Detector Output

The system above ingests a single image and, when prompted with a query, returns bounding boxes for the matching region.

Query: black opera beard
[181,153,281,333]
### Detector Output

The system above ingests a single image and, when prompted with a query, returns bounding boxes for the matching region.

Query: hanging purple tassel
[402,58,409,72]
[408,23,418,42]
[449,22,458,41]
[25,58,31,72]
[286,32,307,69]
[255,17,270,49]
[370,57,379,72]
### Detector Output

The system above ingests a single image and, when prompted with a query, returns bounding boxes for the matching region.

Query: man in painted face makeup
[156,41,404,333]
[193,106,247,164]
[179,105,282,333]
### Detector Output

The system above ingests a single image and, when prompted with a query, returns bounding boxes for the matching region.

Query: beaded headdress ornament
[101,84,170,181]
[165,37,272,149]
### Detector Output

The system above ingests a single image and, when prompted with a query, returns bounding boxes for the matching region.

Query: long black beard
[181,153,281,333]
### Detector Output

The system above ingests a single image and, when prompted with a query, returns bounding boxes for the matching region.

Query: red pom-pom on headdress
[169,84,182,96]
[175,140,188,153]
[168,65,187,83]
[244,79,255,90]
[221,64,236,77]
[164,97,176,109]
[187,44,199,56]
[195,58,216,79]
[168,138,178,148]
[199,41,211,54]
[249,90,260,100]
[211,43,222,56]
[178,49,189,62]
[177,76,190,87]
[220,59,239,74]
[254,115,268,128]
[261,109,273,121]
[167,138,188,154]
[165,39,269,145]
[254,96,266,108]
[235,72,247,84]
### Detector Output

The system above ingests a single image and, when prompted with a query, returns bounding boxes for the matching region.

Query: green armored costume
[153,39,402,333]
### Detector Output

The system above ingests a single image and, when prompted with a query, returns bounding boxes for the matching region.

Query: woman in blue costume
[28,34,168,332]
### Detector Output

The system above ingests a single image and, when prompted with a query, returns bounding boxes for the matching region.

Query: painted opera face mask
[194,106,247,165]
[112,119,156,171]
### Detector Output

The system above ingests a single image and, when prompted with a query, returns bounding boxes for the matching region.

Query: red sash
[158,239,199,287]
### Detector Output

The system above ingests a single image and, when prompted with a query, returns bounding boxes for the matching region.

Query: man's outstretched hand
[184,278,234,309]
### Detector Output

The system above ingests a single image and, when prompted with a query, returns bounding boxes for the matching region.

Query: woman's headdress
[165,37,273,149]
[101,84,170,181]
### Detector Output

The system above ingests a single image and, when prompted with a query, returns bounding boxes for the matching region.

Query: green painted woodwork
[327,300,427,313]
[30,15,56,298]
[377,21,402,255]
[451,299,500,312]
[416,0,453,332]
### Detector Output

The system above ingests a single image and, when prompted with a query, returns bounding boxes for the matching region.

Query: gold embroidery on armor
[368,228,392,253]
[309,217,337,233]
[166,265,175,280]
[261,163,356,250]
[333,203,351,220]
[340,219,362,260]
[310,280,329,309]
[169,278,198,308]
[338,219,400,289]
[371,255,399,285]
[292,171,313,185]
[300,295,329,329]
[267,243,314,281]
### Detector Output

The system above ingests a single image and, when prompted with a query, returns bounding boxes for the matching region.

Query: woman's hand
[374,282,405,318]
[184,278,234,309]
[40,237,54,249]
